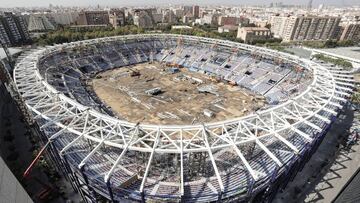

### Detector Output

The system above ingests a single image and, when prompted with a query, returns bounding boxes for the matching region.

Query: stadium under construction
[12,34,355,202]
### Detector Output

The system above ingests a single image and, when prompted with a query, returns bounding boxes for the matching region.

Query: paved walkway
[273,106,360,203]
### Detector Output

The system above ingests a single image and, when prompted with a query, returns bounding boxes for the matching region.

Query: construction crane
[0,39,15,69]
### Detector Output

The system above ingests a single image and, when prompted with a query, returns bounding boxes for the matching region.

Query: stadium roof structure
[13,34,355,202]
[0,48,22,60]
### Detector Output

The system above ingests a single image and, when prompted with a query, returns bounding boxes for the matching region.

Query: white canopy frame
[13,34,353,199]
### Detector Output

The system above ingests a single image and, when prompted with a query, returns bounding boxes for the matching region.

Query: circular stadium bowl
[13,34,353,202]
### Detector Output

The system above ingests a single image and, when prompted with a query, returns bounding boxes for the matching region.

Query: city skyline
[1,0,360,8]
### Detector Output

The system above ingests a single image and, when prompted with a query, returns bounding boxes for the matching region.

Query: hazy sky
[0,0,358,8]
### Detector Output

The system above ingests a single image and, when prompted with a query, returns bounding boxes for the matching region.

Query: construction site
[90,61,266,125]
[11,34,354,203]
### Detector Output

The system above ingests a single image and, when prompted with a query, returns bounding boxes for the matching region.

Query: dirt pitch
[90,62,266,125]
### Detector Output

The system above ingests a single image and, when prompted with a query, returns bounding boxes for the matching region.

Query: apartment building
[109,9,125,29]
[162,10,177,24]
[193,5,200,19]
[218,16,250,26]
[76,11,109,25]
[0,12,30,46]
[0,23,11,45]
[27,15,55,32]
[202,13,220,26]
[339,22,360,42]
[133,9,155,28]
[48,12,79,25]
[270,15,341,42]
[270,16,288,38]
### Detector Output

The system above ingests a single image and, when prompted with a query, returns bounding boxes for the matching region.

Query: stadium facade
[13,34,354,202]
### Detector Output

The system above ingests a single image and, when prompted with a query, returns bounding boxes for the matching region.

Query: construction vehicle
[127,66,141,77]
[209,75,221,83]
[130,70,140,77]
[165,62,183,68]
[229,81,237,86]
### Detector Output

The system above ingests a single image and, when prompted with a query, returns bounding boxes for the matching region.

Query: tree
[313,54,353,70]
[324,40,337,48]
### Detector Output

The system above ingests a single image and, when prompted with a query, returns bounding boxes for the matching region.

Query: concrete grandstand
[13,34,354,202]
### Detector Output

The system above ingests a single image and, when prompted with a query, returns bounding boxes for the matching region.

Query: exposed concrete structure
[0,153,33,203]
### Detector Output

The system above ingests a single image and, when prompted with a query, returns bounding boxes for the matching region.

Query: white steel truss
[13,34,352,201]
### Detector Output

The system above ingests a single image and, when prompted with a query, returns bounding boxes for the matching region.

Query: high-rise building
[109,9,125,29]
[173,9,184,18]
[27,15,55,32]
[203,13,220,26]
[218,16,250,26]
[162,10,177,24]
[48,12,79,25]
[0,12,30,46]
[76,11,109,25]
[270,16,288,38]
[133,9,154,28]
[270,15,341,42]
[183,6,193,16]
[152,13,163,23]
[218,16,237,26]
[0,23,11,46]
[192,5,200,19]
[339,22,360,42]
[182,13,194,24]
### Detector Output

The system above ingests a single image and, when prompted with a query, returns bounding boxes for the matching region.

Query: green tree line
[35,25,145,45]
[313,54,353,70]
[34,24,247,46]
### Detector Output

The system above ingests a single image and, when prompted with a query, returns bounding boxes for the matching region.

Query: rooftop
[240,27,270,32]
[0,48,22,60]
[171,25,193,30]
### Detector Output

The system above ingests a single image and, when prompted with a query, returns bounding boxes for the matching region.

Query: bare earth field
[90,62,266,125]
